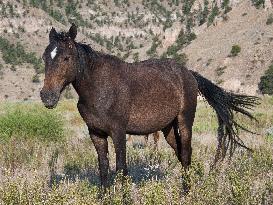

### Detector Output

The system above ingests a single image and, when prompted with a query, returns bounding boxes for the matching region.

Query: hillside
[0,0,272,101]
[183,0,273,95]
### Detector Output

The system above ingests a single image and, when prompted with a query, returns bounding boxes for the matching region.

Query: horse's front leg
[110,128,127,175]
[89,130,109,187]
[77,102,110,187]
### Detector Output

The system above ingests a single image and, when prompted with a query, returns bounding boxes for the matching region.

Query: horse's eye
[64,57,70,61]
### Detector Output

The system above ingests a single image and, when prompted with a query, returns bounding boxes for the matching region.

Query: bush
[49,9,66,24]
[215,66,227,77]
[32,74,40,83]
[221,0,232,13]
[259,63,273,95]
[165,30,196,57]
[0,104,65,142]
[173,53,188,66]
[146,36,161,57]
[266,14,273,25]
[208,4,219,26]
[251,0,265,9]
[0,64,3,78]
[133,52,139,62]
[230,45,241,57]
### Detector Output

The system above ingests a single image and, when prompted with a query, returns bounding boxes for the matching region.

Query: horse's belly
[127,92,181,134]
[127,110,177,134]
[125,64,184,134]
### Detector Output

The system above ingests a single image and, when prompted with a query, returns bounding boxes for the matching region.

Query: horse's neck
[72,47,97,99]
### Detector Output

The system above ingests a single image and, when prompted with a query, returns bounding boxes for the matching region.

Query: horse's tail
[190,71,260,161]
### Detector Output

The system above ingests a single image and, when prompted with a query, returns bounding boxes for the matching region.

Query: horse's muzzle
[40,89,60,109]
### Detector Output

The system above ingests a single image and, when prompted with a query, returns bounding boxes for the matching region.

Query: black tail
[191,71,260,161]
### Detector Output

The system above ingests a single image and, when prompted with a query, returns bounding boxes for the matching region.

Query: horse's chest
[77,102,110,133]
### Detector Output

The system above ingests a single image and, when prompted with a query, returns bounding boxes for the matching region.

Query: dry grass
[0,97,272,204]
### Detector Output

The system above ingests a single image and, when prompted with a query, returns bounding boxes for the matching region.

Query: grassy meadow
[0,97,272,204]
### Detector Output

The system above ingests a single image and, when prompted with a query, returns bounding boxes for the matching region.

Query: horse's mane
[56,31,122,63]
[76,42,123,63]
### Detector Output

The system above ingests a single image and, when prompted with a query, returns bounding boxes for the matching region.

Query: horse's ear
[68,23,77,40]
[49,27,57,43]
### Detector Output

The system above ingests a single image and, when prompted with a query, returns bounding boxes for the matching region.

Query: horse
[40,24,259,190]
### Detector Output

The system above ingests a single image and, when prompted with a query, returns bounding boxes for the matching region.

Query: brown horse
[40,24,259,190]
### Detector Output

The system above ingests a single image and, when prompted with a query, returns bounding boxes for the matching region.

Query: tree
[208,3,219,26]
[259,64,273,95]
[199,0,209,25]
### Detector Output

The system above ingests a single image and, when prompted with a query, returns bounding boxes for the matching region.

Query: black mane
[76,41,123,63]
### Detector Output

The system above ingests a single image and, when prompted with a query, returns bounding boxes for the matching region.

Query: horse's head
[40,24,78,109]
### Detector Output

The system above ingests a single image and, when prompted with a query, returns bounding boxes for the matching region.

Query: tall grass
[0,98,272,204]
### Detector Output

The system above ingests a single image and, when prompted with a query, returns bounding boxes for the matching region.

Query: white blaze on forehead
[50,47,57,59]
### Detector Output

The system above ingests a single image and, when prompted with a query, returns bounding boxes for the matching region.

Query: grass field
[0,97,272,204]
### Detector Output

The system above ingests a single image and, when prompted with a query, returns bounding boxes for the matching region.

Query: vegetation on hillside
[259,63,273,95]
[266,13,273,25]
[0,0,237,64]
[0,36,43,73]
[251,0,265,9]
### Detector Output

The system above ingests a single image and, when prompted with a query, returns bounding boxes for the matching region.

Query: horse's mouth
[44,103,58,109]
[40,89,60,109]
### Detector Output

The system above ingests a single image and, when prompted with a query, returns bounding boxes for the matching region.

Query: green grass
[0,103,65,142]
[0,98,272,204]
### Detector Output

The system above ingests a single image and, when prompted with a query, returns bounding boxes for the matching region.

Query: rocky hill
[0,0,272,101]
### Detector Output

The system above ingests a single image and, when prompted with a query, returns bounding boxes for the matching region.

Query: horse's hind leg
[177,110,195,169]
[162,113,194,168]
[162,120,179,156]
[163,109,196,193]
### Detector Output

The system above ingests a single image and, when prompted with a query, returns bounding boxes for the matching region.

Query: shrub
[251,0,265,9]
[215,66,227,77]
[266,14,273,25]
[221,0,232,13]
[133,52,139,62]
[173,53,188,66]
[146,36,161,57]
[230,45,241,57]
[49,9,66,24]
[208,4,219,26]
[32,74,40,83]
[199,0,209,25]
[165,30,196,57]
[259,63,273,95]
[0,63,3,78]
[0,104,65,142]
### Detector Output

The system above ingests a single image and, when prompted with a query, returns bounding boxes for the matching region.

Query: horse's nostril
[40,90,46,98]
